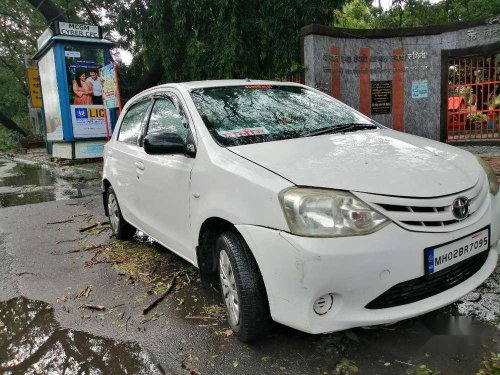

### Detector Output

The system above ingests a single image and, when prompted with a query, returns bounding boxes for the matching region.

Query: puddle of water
[0,161,101,207]
[0,297,163,374]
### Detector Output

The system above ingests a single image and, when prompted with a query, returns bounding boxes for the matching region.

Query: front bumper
[236,193,500,334]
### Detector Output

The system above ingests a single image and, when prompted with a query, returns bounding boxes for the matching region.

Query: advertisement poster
[39,49,63,141]
[64,46,107,138]
[100,63,120,109]
[70,105,110,138]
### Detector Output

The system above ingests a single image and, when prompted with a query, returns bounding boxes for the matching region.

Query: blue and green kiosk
[34,22,118,159]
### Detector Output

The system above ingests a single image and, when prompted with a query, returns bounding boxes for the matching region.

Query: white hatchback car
[103,80,499,342]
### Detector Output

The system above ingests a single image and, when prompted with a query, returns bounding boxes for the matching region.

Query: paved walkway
[483,156,500,181]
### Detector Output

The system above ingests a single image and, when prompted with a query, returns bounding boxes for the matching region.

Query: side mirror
[144,133,185,155]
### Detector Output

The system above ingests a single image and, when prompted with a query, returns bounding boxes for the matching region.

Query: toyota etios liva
[103,80,499,342]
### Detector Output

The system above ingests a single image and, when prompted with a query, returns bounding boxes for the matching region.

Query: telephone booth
[33,22,117,159]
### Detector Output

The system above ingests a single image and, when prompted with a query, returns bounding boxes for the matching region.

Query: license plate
[424,226,490,275]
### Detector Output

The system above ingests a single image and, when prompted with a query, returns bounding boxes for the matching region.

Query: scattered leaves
[477,352,500,375]
[406,365,440,375]
[335,358,359,375]
[76,285,92,299]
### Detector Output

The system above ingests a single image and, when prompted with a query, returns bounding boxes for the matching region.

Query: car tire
[106,186,135,240]
[216,231,272,342]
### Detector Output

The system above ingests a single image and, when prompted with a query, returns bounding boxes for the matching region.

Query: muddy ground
[0,155,499,374]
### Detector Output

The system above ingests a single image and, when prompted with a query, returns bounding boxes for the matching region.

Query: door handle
[135,161,145,171]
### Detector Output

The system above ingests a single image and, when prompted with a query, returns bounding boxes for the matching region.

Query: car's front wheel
[216,231,271,342]
[106,186,135,240]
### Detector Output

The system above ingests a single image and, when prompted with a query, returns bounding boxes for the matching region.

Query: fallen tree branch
[78,303,105,311]
[143,274,178,315]
[79,223,98,233]
[47,219,74,225]
[56,237,84,244]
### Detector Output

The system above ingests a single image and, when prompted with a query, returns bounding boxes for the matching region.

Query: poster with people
[64,46,108,138]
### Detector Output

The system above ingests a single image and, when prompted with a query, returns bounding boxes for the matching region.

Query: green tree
[333,0,499,29]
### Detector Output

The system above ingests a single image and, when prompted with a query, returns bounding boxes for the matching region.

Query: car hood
[228,129,481,197]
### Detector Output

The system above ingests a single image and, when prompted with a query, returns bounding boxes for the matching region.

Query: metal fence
[447,53,500,142]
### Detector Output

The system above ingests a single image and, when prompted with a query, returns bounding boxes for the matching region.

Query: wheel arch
[196,217,267,290]
[102,178,111,216]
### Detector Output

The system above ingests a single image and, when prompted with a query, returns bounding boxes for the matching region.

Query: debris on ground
[96,239,198,295]
[477,352,500,375]
[181,360,201,375]
[335,358,358,374]
[79,303,106,311]
[143,274,178,315]
[76,285,92,299]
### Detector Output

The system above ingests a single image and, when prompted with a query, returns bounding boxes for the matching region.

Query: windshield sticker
[244,85,272,89]
[217,127,270,138]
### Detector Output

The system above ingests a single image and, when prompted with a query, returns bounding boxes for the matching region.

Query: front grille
[365,250,489,309]
[355,174,489,232]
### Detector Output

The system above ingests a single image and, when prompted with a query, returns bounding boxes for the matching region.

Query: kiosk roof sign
[55,22,102,39]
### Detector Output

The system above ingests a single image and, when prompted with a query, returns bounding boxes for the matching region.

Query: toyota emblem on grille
[452,196,470,220]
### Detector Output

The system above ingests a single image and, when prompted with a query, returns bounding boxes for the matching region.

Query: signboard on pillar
[25,57,42,108]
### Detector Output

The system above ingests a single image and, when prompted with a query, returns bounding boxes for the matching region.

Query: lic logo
[75,108,88,119]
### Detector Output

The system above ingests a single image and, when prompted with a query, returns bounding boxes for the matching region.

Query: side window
[118,100,150,145]
[147,97,188,141]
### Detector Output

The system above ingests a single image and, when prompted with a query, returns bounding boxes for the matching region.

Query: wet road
[0,162,498,374]
[0,160,101,208]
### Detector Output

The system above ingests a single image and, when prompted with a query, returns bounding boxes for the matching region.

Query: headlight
[279,188,390,237]
[477,157,499,195]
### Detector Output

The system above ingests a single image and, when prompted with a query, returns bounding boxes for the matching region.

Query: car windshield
[190,85,376,146]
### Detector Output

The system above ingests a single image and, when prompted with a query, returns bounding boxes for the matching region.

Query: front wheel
[217,231,271,342]
[106,186,135,240]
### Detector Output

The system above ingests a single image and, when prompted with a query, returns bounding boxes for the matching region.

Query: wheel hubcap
[219,249,240,327]
[108,193,120,233]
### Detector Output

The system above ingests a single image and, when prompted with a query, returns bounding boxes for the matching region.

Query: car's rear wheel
[216,231,271,342]
[107,186,135,240]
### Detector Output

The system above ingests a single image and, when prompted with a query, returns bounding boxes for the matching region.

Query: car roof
[126,79,305,107]
[178,79,301,90]
[142,79,302,92]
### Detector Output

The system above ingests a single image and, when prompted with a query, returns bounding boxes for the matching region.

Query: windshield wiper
[300,123,377,137]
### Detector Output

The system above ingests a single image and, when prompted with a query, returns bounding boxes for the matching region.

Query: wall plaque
[371,80,392,114]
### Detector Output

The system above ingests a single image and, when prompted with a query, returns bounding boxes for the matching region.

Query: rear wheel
[107,186,135,240]
[217,231,271,342]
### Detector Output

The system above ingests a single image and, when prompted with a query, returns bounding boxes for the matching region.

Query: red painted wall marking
[392,48,405,132]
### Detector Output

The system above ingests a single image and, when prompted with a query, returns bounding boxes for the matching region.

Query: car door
[108,99,152,226]
[135,93,196,262]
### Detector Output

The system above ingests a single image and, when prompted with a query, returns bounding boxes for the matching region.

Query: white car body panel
[102,79,500,334]
[229,129,481,197]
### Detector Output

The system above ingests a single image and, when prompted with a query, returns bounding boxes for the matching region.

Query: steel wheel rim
[108,193,120,233]
[219,249,240,327]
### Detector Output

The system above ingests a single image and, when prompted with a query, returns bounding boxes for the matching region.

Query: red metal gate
[447,53,500,142]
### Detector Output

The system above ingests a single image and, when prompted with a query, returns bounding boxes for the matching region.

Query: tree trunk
[0,111,28,137]
[26,0,68,23]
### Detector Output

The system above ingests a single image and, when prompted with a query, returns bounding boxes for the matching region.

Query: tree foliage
[130,0,343,83]
[334,0,500,29]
